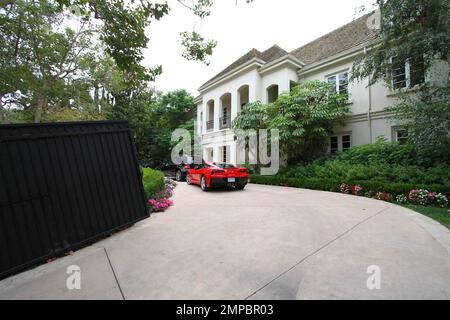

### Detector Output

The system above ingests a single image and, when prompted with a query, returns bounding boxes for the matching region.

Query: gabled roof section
[198,14,378,92]
[290,13,377,65]
[199,45,288,90]
[260,45,289,63]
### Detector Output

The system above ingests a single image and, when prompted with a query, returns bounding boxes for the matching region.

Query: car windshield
[214,163,236,169]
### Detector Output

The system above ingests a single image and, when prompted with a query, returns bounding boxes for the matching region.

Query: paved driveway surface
[1,183,449,299]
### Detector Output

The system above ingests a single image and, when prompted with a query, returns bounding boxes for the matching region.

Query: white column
[253,72,262,102]
[213,145,220,162]
[231,91,239,121]
[230,142,237,165]
[280,79,290,95]
[249,84,256,103]
[197,104,203,135]
[202,101,208,134]
[214,98,220,131]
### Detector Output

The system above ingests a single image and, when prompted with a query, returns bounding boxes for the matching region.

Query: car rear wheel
[186,174,191,185]
[235,184,246,190]
[200,176,209,191]
[175,170,182,182]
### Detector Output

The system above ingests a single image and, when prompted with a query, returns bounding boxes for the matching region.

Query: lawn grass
[402,204,450,229]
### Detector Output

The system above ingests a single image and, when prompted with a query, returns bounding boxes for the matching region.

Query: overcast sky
[144,0,376,96]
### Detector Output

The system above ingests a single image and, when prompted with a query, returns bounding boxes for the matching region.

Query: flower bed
[250,175,449,208]
[148,178,176,212]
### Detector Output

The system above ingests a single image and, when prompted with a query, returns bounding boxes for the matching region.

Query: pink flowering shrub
[409,189,430,205]
[351,185,363,196]
[334,184,447,207]
[148,178,176,212]
[427,192,437,203]
[148,198,174,212]
[408,189,420,204]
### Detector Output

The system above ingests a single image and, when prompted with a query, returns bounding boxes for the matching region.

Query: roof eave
[258,54,305,75]
[194,95,202,104]
[198,57,265,93]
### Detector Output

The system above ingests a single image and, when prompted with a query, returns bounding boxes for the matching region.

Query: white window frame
[391,57,425,90]
[330,136,339,154]
[342,134,352,152]
[392,127,408,143]
[326,71,349,95]
[329,133,352,154]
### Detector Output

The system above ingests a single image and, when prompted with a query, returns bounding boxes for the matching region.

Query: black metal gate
[0,121,149,279]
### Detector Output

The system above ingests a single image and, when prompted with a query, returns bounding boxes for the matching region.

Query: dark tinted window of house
[396,129,408,144]
[342,135,351,151]
[409,57,425,87]
[392,58,406,89]
[330,136,338,154]
[338,72,349,95]
[327,75,337,93]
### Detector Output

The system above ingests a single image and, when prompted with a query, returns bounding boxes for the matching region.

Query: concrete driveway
[1,183,449,300]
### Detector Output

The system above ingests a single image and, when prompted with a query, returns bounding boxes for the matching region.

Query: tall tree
[352,0,449,164]
[0,1,253,123]
[0,0,103,122]
[386,81,450,165]
[352,0,449,85]
[268,81,348,162]
[106,89,196,167]
[232,82,348,164]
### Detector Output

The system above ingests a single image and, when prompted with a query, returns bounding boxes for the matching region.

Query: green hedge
[142,167,165,199]
[250,141,449,197]
[279,161,449,186]
[250,175,449,196]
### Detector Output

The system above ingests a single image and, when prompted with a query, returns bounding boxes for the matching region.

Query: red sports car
[186,162,249,191]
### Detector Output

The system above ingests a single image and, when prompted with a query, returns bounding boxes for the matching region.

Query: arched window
[238,85,249,111]
[206,99,214,131]
[267,84,279,103]
[290,81,298,92]
[219,93,232,130]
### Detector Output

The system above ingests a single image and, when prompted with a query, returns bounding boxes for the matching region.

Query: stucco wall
[196,52,448,164]
[298,57,398,115]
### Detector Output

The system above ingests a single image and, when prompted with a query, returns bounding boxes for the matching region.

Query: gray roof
[290,13,377,65]
[200,45,288,88]
[200,13,377,90]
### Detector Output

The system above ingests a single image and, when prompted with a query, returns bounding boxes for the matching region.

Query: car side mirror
[189,164,196,169]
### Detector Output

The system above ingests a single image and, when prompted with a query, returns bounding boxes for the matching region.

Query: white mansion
[194,14,448,164]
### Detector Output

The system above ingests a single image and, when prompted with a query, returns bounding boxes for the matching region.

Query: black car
[174,155,196,182]
[175,163,191,181]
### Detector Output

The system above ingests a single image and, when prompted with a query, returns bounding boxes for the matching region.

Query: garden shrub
[435,193,449,208]
[250,140,449,206]
[336,138,417,165]
[396,194,408,204]
[142,167,165,199]
[250,175,448,198]
[147,179,176,212]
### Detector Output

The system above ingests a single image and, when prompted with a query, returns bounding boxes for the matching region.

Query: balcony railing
[206,120,214,131]
[220,116,231,130]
